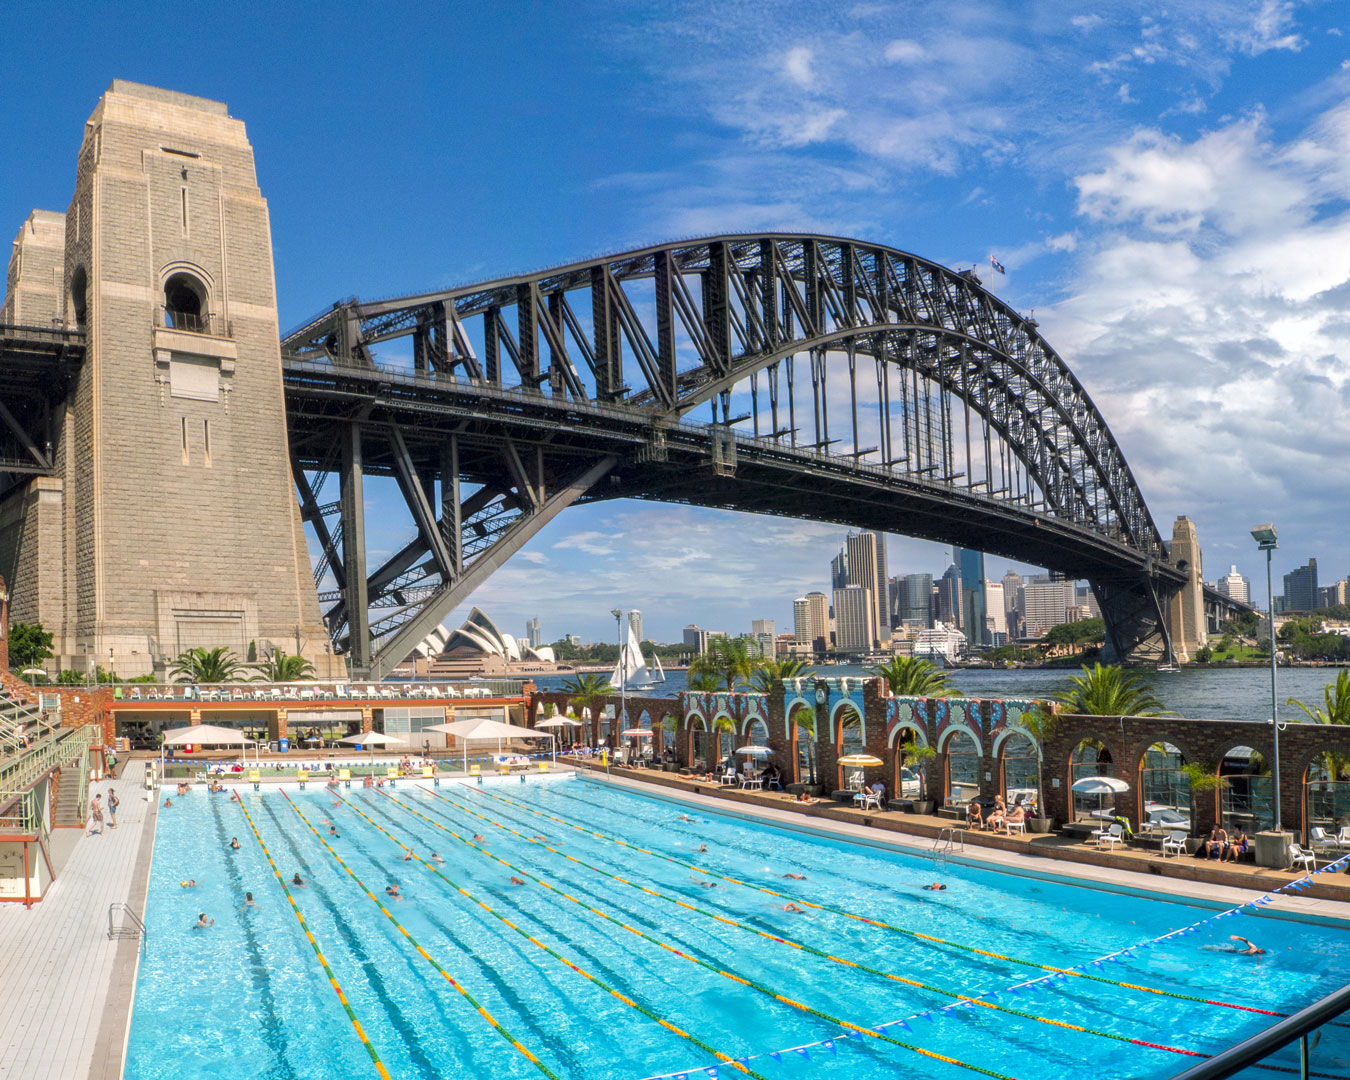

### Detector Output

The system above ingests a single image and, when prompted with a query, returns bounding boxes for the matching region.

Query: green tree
[749,656,809,694]
[559,673,614,720]
[789,704,818,785]
[688,635,759,691]
[1055,663,1172,717]
[252,649,316,682]
[8,621,53,670]
[867,655,962,698]
[169,646,245,683]
[246,639,258,663]
[686,668,724,692]
[1195,645,1213,664]
[1287,671,1350,726]
[56,669,86,686]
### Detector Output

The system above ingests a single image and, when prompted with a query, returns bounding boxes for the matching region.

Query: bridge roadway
[282,355,1185,589]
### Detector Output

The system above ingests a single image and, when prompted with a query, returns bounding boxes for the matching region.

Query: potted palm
[902,743,937,814]
[1018,704,1058,832]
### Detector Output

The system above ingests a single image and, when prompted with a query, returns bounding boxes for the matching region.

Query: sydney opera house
[406,608,559,678]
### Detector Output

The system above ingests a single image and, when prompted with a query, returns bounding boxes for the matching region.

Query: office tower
[830,550,849,590]
[525,616,542,649]
[683,624,713,654]
[751,618,776,659]
[953,547,987,646]
[1216,565,1250,605]
[832,586,873,652]
[1074,585,1102,619]
[845,530,890,646]
[794,592,829,653]
[1018,577,1077,637]
[937,564,961,626]
[1283,560,1318,613]
[627,610,643,645]
[985,581,1006,636]
[897,573,935,628]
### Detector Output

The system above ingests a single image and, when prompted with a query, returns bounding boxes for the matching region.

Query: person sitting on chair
[966,801,983,829]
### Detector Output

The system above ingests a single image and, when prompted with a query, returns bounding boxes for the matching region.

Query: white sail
[651,651,666,684]
[610,623,655,690]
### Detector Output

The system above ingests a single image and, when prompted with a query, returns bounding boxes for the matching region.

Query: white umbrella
[338,730,407,763]
[21,667,46,677]
[426,717,555,769]
[1071,774,1129,823]
[536,716,581,728]
[735,745,771,755]
[837,753,884,767]
[160,723,259,773]
[621,728,653,737]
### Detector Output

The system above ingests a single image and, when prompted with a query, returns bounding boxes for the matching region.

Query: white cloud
[783,45,816,88]
[552,531,621,556]
[1045,231,1077,252]
[1071,15,1104,32]
[1224,0,1304,55]
[882,38,926,63]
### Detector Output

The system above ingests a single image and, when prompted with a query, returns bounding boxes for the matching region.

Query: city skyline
[2,4,1347,648]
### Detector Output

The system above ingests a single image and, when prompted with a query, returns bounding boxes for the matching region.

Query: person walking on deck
[107,788,119,829]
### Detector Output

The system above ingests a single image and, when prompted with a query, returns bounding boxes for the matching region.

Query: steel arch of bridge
[282,234,1186,677]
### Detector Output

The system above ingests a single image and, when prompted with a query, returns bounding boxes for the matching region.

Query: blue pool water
[124,775,1350,1080]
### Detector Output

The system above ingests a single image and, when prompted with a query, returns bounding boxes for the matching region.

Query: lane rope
[472,782,1305,1020]
[233,790,394,1080]
[368,787,1023,1080]
[415,783,1331,1077]
[332,790,770,1078]
[278,789,561,1079]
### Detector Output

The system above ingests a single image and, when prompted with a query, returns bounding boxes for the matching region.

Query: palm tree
[867,656,962,698]
[688,635,759,691]
[170,646,245,683]
[1055,663,1171,716]
[252,648,315,682]
[749,657,810,694]
[560,673,614,741]
[686,668,724,692]
[712,714,736,769]
[791,705,818,786]
[1288,672,1350,781]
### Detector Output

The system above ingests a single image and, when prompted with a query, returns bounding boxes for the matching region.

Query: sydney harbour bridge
[2,233,1243,678]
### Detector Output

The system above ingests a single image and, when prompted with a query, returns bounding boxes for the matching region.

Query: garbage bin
[279,738,290,753]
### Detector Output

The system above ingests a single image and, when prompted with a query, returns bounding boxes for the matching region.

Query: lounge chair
[719,768,737,786]
[1288,843,1315,873]
[1310,827,1340,858]
[1161,831,1187,858]
[1338,825,1350,851]
[1098,823,1126,852]
[129,687,142,701]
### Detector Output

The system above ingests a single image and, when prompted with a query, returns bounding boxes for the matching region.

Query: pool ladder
[108,902,147,952]
[932,828,965,867]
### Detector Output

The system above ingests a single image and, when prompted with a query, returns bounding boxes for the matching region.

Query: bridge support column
[341,423,370,674]
[1163,516,1207,663]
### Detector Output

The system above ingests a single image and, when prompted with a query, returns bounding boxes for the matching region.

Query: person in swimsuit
[1201,935,1266,955]
[193,913,214,929]
[923,882,947,891]
[230,837,241,850]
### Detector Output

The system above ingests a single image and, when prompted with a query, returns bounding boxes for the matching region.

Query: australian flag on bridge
[989,254,1006,274]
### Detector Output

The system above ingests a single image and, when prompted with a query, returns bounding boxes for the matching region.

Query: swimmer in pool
[328,825,339,837]
[923,883,947,891]
[229,837,241,850]
[783,903,803,913]
[403,851,414,861]
[697,844,707,853]
[243,892,255,908]
[193,913,214,929]
[163,798,173,807]
[509,877,526,886]
[385,884,402,899]
[782,873,806,880]
[431,853,445,864]
[1201,935,1266,956]
[291,873,306,887]
[473,834,486,843]
[180,879,197,888]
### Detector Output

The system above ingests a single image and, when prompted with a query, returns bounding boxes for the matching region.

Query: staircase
[52,764,86,828]
[0,686,44,755]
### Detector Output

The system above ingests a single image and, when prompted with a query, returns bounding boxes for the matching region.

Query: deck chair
[1098,823,1126,852]
[1288,843,1316,872]
[1161,831,1187,858]
[854,788,882,811]
[1310,827,1340,857]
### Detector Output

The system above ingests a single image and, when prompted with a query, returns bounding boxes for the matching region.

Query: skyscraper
[830,550,850,590]
[1216,565,1250,605]
[897,573,934,628]
[845,531,890,646]
[953,547,987,647]
[1018,577,1077,637]
[525,616,542,649]
[793,593,829,652]
[627,610,644,645]
[984,581,1006,637]
[1283,559,1319,612]
[832,586,873,652]
[1002,569,1024,638]
[751,618,776,659]
[937,564,961,626]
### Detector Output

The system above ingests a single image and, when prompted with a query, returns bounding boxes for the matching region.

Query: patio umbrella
[1071,774,1130,823]
[160,723,259,773]
[426,717,555,769]
[337,730,407,763]
[621,728,653,737]
[536,716,582,728]
[836,754,884,767]
[735,745,771,755]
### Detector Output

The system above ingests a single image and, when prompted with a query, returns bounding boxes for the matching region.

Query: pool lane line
[415,786,1289,1068]
[470,783,1296,1022]
[374,789,1026,1080]
[233,791,393,1080]
[334,792,771,1079]
[278,790,562,1080]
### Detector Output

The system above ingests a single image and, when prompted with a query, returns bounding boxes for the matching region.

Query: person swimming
[291,872,306,887]
[1201,934,1266,956]
[403,851,414,861]
[385,884,402,899]
[782,873,806,880]
[193,913,214,929]
[431,853,445,864]
[923,882,948,891]
[509,876,525,886]
[243,892,255,907]
[162,798,173,807]
[783,902,803,913]
[180,879,197,888]
[229,837,241,850]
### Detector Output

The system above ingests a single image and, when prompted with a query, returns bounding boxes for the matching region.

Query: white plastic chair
[1338,825,1350,851]
[854,788,882,811]
[719,768,737,786]
[1310,827,1339,857]
[1098,823,1125,852]
[1161,831,1187,858]
[1288,843,1315,872]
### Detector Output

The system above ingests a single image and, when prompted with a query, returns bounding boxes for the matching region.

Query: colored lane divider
[372,787,1024,1080]
[417,783,1329,1077]
[232,790,394,1080]
[478,783,1299,1022]
[331,791,770,1079]
[278,789,561,1080]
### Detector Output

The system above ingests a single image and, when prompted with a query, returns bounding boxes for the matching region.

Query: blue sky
[3,1,1348,645]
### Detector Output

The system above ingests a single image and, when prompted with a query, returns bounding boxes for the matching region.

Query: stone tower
[1165,515,1207,664]
[0,82,336,678]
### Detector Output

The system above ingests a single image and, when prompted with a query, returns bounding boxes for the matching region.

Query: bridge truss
[282,234,1195,677]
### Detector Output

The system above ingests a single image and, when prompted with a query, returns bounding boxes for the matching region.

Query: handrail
[932,827,964,853]
[107,902,147,952]
[1166,982,1350,1080]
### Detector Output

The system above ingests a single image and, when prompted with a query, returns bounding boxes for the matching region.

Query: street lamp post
[1251,524,1282,835]
[611,609,627,732]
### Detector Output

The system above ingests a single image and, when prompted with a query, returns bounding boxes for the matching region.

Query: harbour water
[531,664,1346,725]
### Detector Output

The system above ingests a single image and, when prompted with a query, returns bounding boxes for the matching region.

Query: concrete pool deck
[575,764,1350,924]
[0,772,158,1080]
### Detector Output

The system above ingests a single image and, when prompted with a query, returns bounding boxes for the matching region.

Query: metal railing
[106,680,524,704]
[0,788,43,834]
[156,307,231,337]
[1168,982,1350,1080]
[108,902,147,952]
[0,725,96,795]
[932,827,965,853]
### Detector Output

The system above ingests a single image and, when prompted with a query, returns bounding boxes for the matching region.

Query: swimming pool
[124,774,1350,1080]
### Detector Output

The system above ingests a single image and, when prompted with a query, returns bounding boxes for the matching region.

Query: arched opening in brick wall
[660,714,679,761]
[942,727,981,805]
[688,715,711,772]
[1139,741,1194,834]
[997,730,1040,816]
[1217,745,1273,834]
[1069,737,1114,823]
[890,726,928,803]
[835,704,865,791]
[1304,751,1350,843]
[788,702,816,785]
[744,717,769,746]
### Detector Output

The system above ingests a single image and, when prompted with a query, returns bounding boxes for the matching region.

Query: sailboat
[610,623,665,691]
